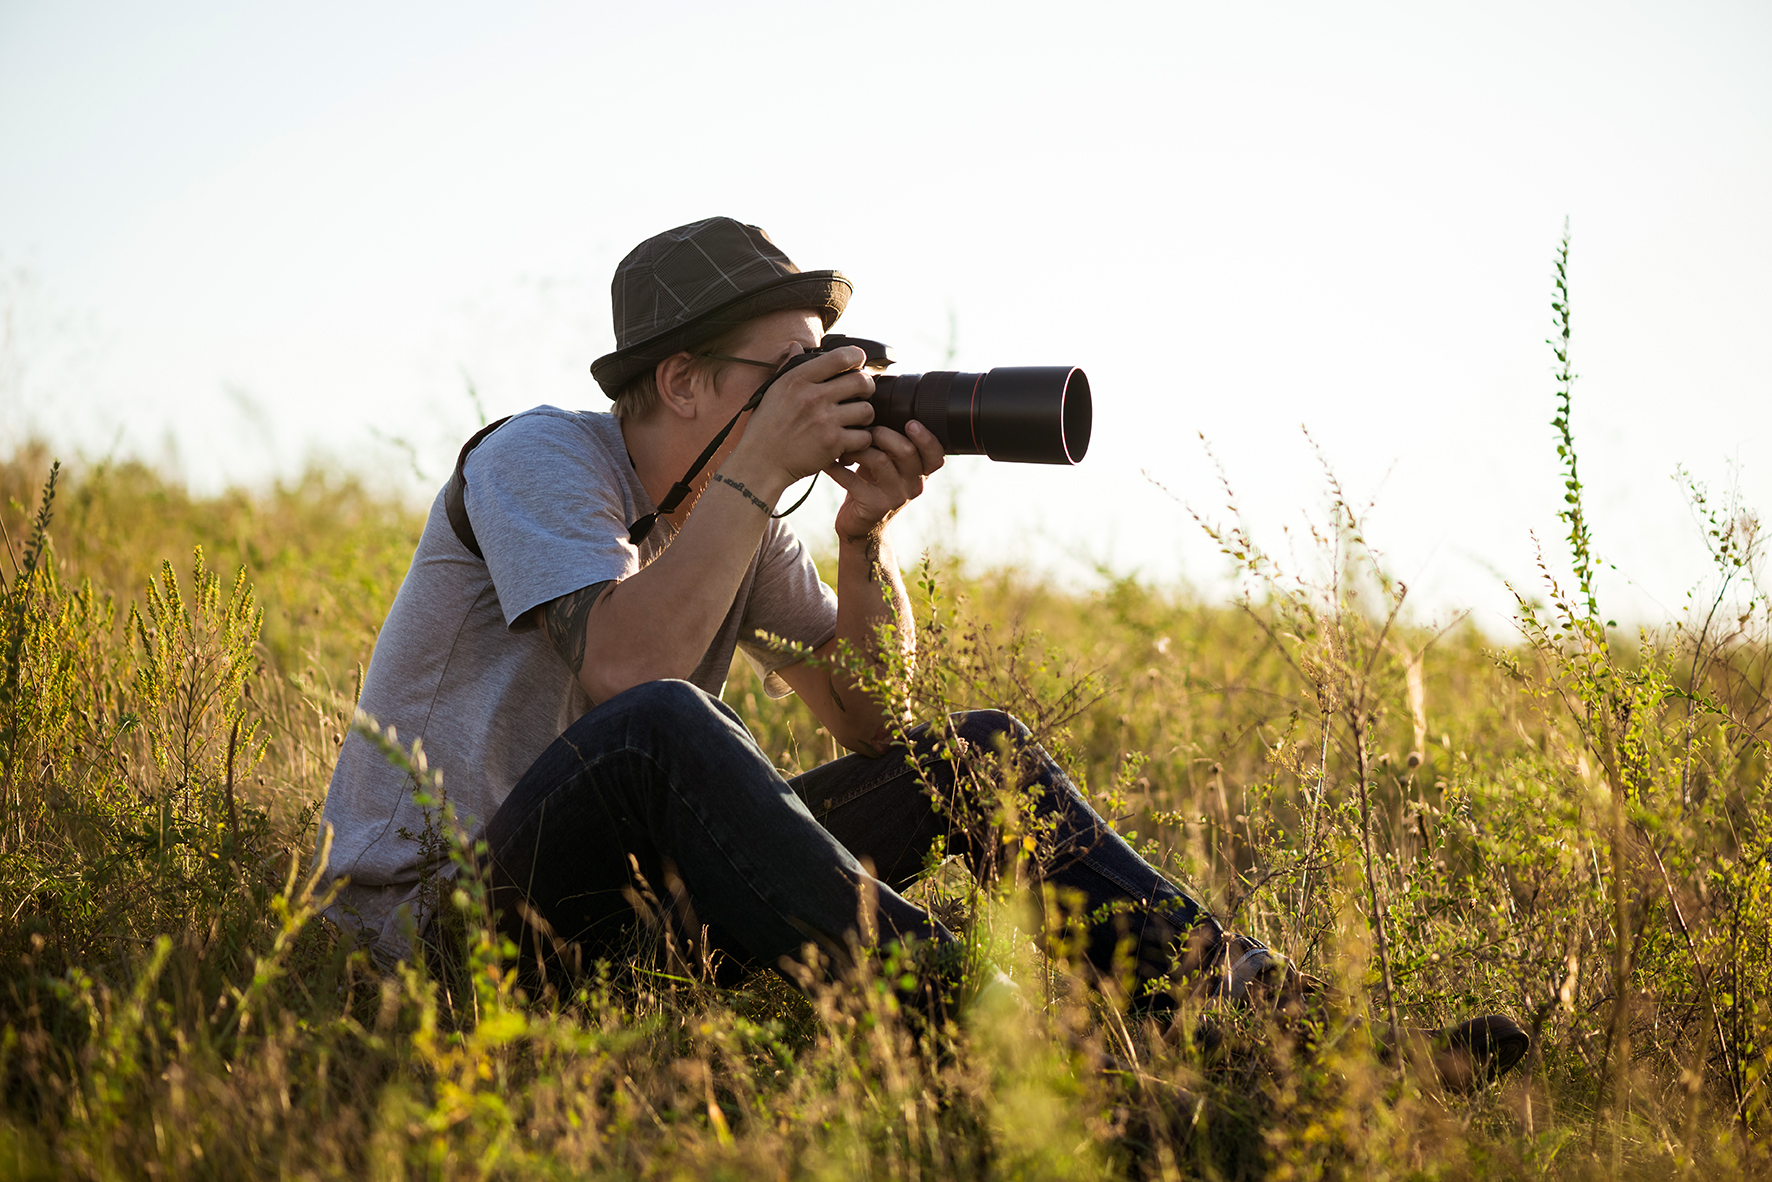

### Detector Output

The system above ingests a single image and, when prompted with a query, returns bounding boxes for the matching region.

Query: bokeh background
[3,0,1768,632]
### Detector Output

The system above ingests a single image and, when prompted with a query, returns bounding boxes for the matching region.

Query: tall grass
[0,236,1766,1178]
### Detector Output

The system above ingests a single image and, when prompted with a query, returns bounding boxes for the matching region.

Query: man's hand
[732,345,878,494]
[826,420,947,544]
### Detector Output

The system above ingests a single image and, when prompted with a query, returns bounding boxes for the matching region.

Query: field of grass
[0,241,1767,1179]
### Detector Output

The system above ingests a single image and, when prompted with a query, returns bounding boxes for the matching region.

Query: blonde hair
[610,323,753,422]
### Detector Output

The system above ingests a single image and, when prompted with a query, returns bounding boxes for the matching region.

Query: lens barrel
[867,367,1091,464]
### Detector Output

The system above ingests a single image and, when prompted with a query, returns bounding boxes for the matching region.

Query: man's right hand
[732,344,877,491]
[551,321,870,706]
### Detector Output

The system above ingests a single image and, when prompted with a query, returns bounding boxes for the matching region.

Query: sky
[2,0,1769,634]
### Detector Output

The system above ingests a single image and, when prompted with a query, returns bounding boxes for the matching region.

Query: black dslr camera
[613,335,1092,542]
[781,335,1092,465]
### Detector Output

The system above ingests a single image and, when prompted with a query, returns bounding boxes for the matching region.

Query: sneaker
[1178,931,1530,1091]
[1199,932,1292,1001]
[1187,931,1319,1016]
[967,968,1027,1020]
[1384,1014,1531,1091]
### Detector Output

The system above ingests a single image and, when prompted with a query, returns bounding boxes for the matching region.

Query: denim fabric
[793,708,1218,991]
[483,680,1219,999]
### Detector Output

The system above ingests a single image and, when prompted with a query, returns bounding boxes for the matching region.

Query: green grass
[0,235,1766,1178]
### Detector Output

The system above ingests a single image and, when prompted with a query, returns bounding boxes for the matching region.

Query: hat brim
[591,270,851,397]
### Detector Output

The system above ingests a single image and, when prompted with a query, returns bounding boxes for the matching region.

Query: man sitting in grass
[316,216,1525,1082]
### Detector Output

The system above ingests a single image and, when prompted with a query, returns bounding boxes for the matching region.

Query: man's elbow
[579,651,697,707]
[580,665,654,707]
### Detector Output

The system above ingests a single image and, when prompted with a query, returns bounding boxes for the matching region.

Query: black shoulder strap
[443,416,513,560]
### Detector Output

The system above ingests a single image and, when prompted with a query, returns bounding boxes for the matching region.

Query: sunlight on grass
[0,236,1766,1178]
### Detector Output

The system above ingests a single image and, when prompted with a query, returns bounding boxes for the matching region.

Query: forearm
[565,455,787,702]
[828,524,915,746]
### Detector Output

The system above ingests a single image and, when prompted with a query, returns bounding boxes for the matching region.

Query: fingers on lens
[874,429,917,459]
[864,447,907,481]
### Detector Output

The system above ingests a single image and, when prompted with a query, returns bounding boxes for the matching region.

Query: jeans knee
[624,678,717,713]
[950,709,1029,751]
[580,679,734,743]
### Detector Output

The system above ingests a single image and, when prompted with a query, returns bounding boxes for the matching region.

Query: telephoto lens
[779,336,1093,465]
[865,366,1092,465]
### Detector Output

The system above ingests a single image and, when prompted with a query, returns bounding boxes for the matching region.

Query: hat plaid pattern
[591,217,850,397]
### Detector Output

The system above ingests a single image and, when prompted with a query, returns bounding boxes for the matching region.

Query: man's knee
[572,679,737,742]
[613,678,720,714]
[950,709,1030,751]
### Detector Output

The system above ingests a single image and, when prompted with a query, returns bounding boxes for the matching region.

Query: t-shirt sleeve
[737,519,839,698]
[464,413,641,631]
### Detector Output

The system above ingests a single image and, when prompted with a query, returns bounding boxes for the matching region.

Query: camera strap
[443,415,514,560]
[625,358,820,543]
[443,358,823,560]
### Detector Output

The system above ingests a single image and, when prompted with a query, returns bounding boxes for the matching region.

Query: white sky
[2,0,1768,634]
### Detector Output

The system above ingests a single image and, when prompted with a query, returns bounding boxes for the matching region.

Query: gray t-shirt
[317,407,838,961]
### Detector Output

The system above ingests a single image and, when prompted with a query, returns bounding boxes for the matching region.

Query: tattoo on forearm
[864,531,889,584]
[710,473,769,515]
[541,580,613,675]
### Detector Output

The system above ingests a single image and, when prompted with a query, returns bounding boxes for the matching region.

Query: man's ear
[653,353,702,420]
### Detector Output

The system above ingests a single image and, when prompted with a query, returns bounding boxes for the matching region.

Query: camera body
[782,335,1092,465]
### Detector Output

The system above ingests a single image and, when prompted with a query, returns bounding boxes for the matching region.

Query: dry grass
[0,238,1766,1179]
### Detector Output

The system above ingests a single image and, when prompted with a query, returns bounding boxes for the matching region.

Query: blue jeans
[482,680,1219,1001]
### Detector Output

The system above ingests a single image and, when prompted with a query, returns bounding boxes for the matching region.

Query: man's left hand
[824,420,946,543]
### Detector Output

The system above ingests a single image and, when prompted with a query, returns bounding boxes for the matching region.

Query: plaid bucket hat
[590,217,851,397]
